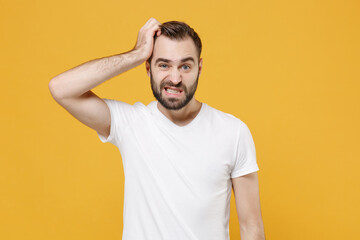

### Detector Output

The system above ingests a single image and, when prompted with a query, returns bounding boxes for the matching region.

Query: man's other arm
[48,18,161,138]
[232,172,266,240]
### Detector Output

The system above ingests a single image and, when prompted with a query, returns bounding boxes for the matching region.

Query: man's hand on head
[133,17,162,62]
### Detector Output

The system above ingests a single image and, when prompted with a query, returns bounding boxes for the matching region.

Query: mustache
[160,81,184,90]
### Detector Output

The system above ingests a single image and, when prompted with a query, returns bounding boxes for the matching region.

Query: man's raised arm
[48,18,161,138]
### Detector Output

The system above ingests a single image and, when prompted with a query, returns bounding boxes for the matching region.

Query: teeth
[166,88,180,94]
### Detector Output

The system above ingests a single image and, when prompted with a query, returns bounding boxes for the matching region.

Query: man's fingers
[133,17,161,59]
[142,17,160,30]
[139,18,155,32]
[149,17,161,25]
[145,22,161,38]
[137,18,161,45]
[156,29,162,36]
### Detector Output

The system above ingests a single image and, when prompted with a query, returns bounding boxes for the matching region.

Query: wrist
[130,48,149,64]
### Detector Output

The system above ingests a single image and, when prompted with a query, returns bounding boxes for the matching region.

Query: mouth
[163,86,183,96]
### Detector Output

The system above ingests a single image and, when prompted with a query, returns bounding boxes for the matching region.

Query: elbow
[48,78,64,102]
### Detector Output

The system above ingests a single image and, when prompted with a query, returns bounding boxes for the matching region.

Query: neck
[157,98,202,126]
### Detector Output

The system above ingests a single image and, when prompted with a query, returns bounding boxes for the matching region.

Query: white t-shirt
[97,99,259,240]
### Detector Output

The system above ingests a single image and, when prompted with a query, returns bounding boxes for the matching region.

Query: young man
[49,17,265,240]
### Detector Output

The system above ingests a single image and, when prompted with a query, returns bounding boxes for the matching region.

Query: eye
[181,65,191,70]
[159,64,168,69]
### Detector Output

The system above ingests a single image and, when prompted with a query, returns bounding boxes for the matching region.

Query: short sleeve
[230,121,259,178]
[96,98,140,146]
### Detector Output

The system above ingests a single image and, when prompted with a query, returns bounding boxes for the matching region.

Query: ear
[198,58,203,76]
[146,61,151,77]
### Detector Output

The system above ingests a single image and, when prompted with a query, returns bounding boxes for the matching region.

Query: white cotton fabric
[97,99,259,240]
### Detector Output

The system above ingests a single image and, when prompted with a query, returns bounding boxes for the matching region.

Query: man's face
[146,36,203,110]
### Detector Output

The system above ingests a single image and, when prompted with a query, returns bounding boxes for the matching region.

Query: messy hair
[147,21,202,64]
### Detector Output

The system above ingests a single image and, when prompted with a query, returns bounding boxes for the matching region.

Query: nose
[169,68,182,85]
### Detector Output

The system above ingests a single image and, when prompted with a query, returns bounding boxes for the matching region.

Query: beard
[150,70,199,111]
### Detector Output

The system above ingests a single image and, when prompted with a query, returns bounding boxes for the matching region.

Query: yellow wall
[1,0,359,239]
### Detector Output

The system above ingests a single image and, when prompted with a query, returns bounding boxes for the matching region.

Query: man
[49,17,265,240]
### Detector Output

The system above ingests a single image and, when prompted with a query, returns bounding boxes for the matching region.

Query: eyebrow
[155,57,195,64]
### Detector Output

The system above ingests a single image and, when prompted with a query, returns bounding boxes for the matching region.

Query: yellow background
[1,0,359,239]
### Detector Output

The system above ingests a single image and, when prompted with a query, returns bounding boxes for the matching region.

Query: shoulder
[103,98,148,111]
[101,99,153,123]
[205,103,245,129]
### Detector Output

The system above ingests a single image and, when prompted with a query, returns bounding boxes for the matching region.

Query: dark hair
[147,21,202,64]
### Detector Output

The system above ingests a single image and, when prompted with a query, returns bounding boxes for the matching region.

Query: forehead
[152,36,197,63]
